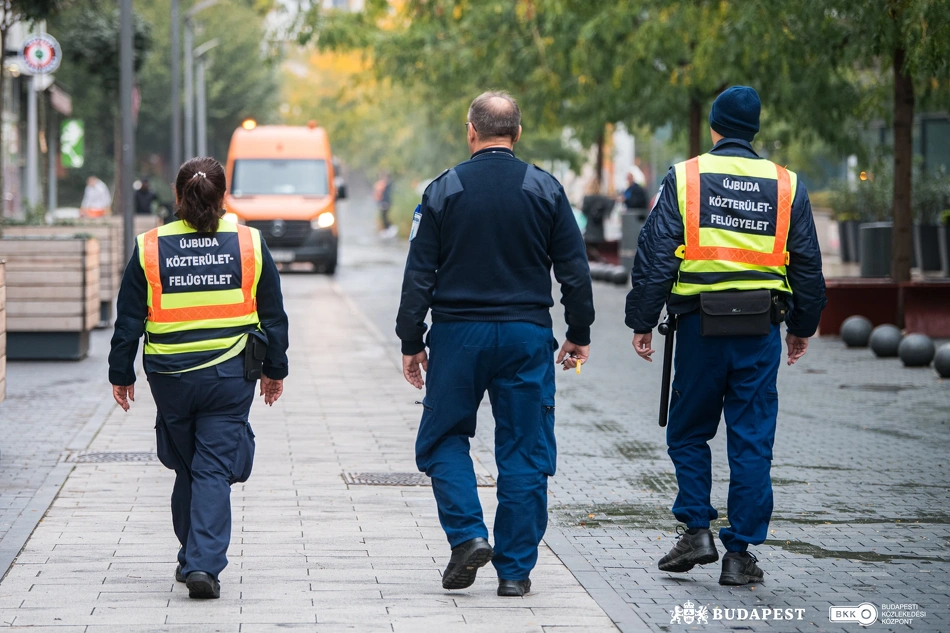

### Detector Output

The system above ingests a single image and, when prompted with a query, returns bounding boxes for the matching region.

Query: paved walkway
[0,330,115,573]
[0,275,618,632]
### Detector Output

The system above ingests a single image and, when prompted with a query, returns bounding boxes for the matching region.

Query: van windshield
[231,159,329,196]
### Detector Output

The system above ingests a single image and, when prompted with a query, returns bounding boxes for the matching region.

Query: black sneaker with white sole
[658,526,720,573]
[719,551,765,585]
[441,537,494,590]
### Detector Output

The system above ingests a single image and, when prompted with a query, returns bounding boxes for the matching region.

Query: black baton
[657,313,677,427]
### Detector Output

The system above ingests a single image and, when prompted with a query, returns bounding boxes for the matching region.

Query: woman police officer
[108,157,289,599]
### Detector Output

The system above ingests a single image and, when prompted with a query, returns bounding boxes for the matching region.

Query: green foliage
[136,0,280,171]
[913,167,950,225]
[1,0,70,28]
[47,2,151,205]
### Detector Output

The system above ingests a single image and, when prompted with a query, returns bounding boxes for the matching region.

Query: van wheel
[312,261,337,275]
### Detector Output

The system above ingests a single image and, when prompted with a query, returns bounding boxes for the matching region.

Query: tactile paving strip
[65,452,160,463]
[342,472,495,487]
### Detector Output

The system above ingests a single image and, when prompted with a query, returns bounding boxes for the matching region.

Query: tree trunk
[595,130,605,192]
[688,96,702,158]
[892,47,914,287]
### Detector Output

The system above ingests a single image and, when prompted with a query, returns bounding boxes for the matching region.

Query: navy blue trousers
[667,312,781,553]
[148,356,256,579]
[416,322,557,581]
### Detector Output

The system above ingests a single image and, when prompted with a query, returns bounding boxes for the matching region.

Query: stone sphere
[612,268,630,285]
[898,333,935,367]
[934,344,950,378]
[869,324,903,358]
[841,315,873,348]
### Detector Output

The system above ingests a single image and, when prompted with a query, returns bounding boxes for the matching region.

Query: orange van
[223,122,345,274]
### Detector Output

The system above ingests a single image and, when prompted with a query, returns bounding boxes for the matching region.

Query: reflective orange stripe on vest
[143,224,258,323]
[683,157,792,267]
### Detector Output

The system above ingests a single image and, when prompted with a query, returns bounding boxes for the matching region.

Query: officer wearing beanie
[625,86,826,585]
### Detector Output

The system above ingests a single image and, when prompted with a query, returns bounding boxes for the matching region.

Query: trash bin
[621,209,648,272]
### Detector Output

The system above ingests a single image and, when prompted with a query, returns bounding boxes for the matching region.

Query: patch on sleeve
[409,205,422,241]
[651,184,664,210]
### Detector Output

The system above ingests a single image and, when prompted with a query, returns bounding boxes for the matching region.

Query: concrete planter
[2,220,121,325]
[838,220,860,263]
[859,222,892,278]
[936,223,950,277]
[913,224,943,272]
[0,237,100,360]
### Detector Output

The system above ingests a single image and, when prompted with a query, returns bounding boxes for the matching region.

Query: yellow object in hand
[576,359,582,375]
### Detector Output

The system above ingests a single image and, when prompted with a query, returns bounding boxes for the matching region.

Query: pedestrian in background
[373,171,396,238]
[397,91,594,597]
[134,177,159,215]
[622,169,648,211]
[108,156,290,599]
[626,86,826,585]
[580,179,613,262]
[80,175,112,218]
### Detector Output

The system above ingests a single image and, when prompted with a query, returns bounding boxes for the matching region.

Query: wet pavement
[337,179,950,632]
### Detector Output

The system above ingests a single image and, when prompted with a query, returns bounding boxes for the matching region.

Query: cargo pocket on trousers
[155,413,185,472]
[230,422,256,484]
[530,404,558,477]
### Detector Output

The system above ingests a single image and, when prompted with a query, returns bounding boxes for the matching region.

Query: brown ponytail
[175,156,227,234]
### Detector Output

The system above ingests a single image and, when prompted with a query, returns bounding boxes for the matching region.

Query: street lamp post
[193,39,219,158]
[170,0,181,171]
[183,22,194,160]
[183,0,218,161]
[120,0,135,262]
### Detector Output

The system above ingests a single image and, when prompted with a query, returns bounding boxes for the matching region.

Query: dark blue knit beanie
[709,86,760,142]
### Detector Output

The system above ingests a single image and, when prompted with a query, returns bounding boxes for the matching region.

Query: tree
[49,4,150,207]
[822,0,950,284]
[0,0,70,213]
[134,0,279,181]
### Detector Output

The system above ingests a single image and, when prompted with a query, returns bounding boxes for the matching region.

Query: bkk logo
[670,601,805,625]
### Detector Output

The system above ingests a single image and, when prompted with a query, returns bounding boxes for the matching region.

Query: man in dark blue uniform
[397,92,594,597]
[626,87,826,585]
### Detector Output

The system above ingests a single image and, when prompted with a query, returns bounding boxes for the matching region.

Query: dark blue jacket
[396,147,594,355]
[108,238,289,385]
[625,138,826,337]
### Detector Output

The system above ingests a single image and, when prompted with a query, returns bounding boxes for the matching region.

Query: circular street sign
[21,34,62,75]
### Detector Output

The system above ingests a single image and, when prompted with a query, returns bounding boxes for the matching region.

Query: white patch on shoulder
[409,205,422,241]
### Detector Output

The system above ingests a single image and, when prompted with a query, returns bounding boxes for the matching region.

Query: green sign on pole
[61,119,84,168]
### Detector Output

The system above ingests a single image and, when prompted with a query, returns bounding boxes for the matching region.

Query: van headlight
[312,212,335,229]
[222,212,242,224]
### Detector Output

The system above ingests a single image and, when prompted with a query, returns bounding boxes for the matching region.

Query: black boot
[185,571,220,599]
[175,564,185,583]
[719,551,764,585]
[442,537,493,590]
[498,579,531,597]
[658,526,719,573]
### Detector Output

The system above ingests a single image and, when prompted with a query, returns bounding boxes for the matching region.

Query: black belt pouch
[244,332,267,380]
[700,290,773,337]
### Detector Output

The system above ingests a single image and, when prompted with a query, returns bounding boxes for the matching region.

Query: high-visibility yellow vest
[671,153,797,297]
[138,219,263,374]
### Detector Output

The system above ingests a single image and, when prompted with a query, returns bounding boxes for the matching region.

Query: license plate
[270,249,295,263]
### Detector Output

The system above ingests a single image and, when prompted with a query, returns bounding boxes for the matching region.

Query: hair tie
[192,171,207,179]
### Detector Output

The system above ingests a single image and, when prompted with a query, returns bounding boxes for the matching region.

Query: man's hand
[260,376,283,406]
[632,332,654,362]
[556,341,590,371]
[785,333,809,365]
[403,351,428,389]
[113,385,134,411]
